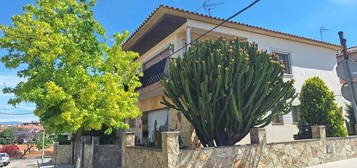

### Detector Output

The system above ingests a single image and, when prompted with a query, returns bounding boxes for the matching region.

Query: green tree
[0,0,141,135]
[0,127,25,144]
[162,38,296,147]
[299,77,347,137]
[35,133,54,150]
[346,103,356,135]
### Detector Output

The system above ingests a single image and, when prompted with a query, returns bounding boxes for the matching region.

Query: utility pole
[41,129,45,165]
[336,31,357,122]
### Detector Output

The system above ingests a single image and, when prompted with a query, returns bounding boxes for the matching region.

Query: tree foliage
[162,38,296,147]
[299,77,347,137]
[346,103,356,135]
[35,133,54,149]
[0,0,141,134]
[0,127,26,144]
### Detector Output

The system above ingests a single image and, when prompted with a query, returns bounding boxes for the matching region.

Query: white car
[0,153,9,167]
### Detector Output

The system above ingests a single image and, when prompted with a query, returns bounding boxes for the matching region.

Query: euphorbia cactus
[162,38,296,147]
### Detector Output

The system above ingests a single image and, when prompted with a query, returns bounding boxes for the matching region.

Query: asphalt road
[3,158,38,168]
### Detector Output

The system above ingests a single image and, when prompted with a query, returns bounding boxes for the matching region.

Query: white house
[123,5,345,146]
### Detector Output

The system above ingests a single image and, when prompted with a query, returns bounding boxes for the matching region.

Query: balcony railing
[140,57,168,88]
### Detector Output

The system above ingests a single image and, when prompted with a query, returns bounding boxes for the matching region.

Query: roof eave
[124,5,341,52]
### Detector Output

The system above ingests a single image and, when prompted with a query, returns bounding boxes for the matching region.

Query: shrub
[162,38,296,147]
[3,144,20,157]
[299,77,347,137]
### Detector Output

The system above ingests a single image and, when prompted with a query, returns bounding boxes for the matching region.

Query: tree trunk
[74,128,83,168]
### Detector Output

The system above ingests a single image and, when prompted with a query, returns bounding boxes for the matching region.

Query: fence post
[250,128,267,145]
[161,131,180,168]
[311,125,326,141]
[121,132,135,168]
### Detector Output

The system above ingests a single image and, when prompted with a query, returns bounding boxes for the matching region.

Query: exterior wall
[93,145,121,168]
[124,147,166,168]
[54,137,121,168]
[186,19,344,107]
[169,109,194,148]
[123,127,357,168]
[238,124,299,144]
[178,137,357,168]
[54,143,73,165]
[122,131,179,168]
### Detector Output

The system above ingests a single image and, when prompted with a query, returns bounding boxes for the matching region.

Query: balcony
[140,57,168,88]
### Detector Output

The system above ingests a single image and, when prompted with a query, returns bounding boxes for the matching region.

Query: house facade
[123,5,344,147]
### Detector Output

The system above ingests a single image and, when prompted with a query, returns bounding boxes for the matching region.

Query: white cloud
[0,75,27,88]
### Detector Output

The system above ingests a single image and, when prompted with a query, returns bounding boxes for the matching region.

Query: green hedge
[299,77,347,137]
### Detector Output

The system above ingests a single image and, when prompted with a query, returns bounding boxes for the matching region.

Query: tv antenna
[320,26,329,41]
[198,0,224,16]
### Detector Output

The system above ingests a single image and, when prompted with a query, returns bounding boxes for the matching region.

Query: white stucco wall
[187,19,346,108]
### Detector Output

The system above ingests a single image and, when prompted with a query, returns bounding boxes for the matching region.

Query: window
[141,109,169,142]
[292,106,299,124]
[275,52,292,74]
[140,46,173,88]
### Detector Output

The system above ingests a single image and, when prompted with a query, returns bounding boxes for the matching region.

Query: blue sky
[1,0,357,122]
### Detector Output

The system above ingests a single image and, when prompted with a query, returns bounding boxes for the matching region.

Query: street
[3,158,38,168]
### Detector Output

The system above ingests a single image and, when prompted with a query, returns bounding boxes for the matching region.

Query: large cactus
[161,38,296,147]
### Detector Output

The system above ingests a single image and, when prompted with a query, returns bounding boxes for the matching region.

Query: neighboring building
[123,5,344,146]
[337,46,357,62]
[16,122,44,133]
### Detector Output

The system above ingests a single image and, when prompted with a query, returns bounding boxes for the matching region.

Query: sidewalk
[308,158,357,168]
[37,158,73,168]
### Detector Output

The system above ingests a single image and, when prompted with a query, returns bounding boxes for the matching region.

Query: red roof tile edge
[123,5,340,49]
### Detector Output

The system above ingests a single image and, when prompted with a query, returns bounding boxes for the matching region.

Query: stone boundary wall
[94,144,121,168]
[54,137,121,168]
[54,143,73,165]
[124,147,166,168]
[122,131,179,168]
[122,126,357,168]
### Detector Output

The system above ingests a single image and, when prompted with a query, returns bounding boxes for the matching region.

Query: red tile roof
[124,5,340,50]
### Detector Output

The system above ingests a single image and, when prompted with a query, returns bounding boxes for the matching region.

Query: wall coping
[178,136,357,152]
[94,144,121,147]
[127,146,162,152]
[267,139,320,145]
[327,135,357,141]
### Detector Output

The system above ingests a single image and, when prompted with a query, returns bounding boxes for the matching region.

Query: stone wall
[94,145,121,168]
[122,131,180,168]
[124,147,166,168]
[169,109,194,148]
[54,136,121,168]
[122,126,357,168]
[54,143,73,165]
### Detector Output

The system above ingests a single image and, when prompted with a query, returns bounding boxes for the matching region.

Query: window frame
[270,48,293,76]
[292,105,300,125]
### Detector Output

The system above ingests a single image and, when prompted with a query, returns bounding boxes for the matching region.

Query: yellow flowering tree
[0,0,141,135]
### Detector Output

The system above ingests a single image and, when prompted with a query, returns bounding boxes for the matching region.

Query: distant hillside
[0,121,23,125]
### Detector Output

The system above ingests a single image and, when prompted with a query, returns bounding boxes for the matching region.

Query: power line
[169,0,261,58]
[0,112,34,115]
